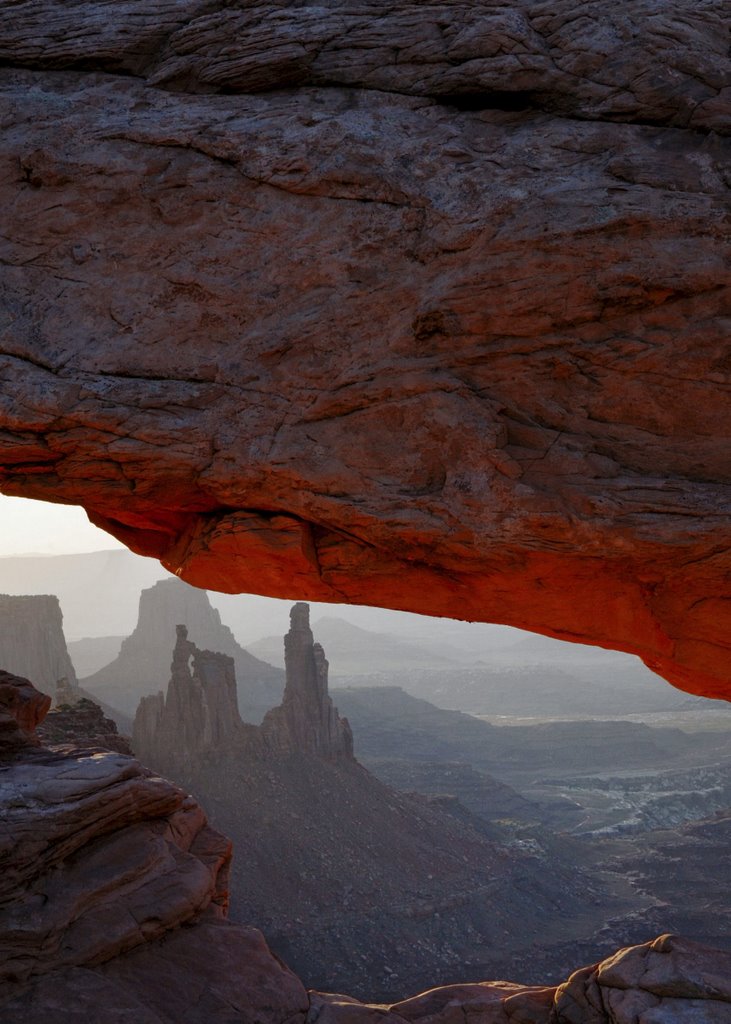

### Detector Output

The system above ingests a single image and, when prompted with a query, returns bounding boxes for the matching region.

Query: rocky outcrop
[134,604,353,771]
[0,668,50,753]
[82,578,283,720]
[0,666,309,1023]
[0,594,78,695]
[133,624,257,771]
[0,2,729,700]
[129,608,616,999]
[303,934,731,1024]
[37,695,133,755]
[263,603,353,760]
[553,933,731,1023]
[1,670,730,1019]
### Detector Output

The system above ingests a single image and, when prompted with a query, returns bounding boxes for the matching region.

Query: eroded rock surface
[0,6,730,696]
[37,695,133,755]
[0,666,308,1022]
[128,606,628,999]
[0,668,50,752]
[1,669,730,1018]
[553,933,731,1023]
[303,934,731,1024]
[264,602,354,759]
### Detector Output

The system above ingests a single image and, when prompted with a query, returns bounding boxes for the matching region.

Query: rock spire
[262,603,353,760]
[133,624,246,771]
[82,578,284,721]
[133,605,353,770]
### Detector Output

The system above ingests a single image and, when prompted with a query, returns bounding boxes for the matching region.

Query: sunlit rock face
[0,1,729,699]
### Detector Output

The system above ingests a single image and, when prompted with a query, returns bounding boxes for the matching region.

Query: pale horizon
[0,494,126,558]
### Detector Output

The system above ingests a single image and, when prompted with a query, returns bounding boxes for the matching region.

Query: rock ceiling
[0,0,729,699]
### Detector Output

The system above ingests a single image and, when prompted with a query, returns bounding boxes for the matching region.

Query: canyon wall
[0,667,309,1024]
[0,4,729,697]
[0,594,78,694]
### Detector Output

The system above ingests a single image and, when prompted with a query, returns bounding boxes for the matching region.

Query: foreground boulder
[0,668,308,1023]
[0,1,729,700]
[553,934,731,1023]
[305,935,731,1024]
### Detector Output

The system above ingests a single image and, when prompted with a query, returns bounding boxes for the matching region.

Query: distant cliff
[82,577,284,721]
[0,594,77,695]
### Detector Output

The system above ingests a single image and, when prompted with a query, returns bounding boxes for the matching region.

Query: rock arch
[0,0,729,699]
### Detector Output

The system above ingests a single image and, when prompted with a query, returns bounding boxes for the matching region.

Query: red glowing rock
[0,1,729,700]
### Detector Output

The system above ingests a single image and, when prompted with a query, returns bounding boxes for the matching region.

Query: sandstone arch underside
[0,0,729,699]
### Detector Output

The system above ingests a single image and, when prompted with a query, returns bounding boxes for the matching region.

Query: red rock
[392,980,555,1024]
[553,934,731,1023]
[0,8,729,698]
[0,670,308,1022]
[0,668,50,752]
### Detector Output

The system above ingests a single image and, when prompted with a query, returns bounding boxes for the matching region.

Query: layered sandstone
[37,695,133,755]
[0,667,309,1023]
[0,668,50,753]
[0,2,728,699]
[1,670,730,1019]
[0,594,78,695]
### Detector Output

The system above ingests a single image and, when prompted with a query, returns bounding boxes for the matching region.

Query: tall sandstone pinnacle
[82,577,284,721]
[0,1,730,699]
[263,602,354,760]
[133,604,353,772]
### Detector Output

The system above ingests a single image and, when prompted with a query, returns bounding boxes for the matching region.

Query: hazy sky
[0,494,125,557]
